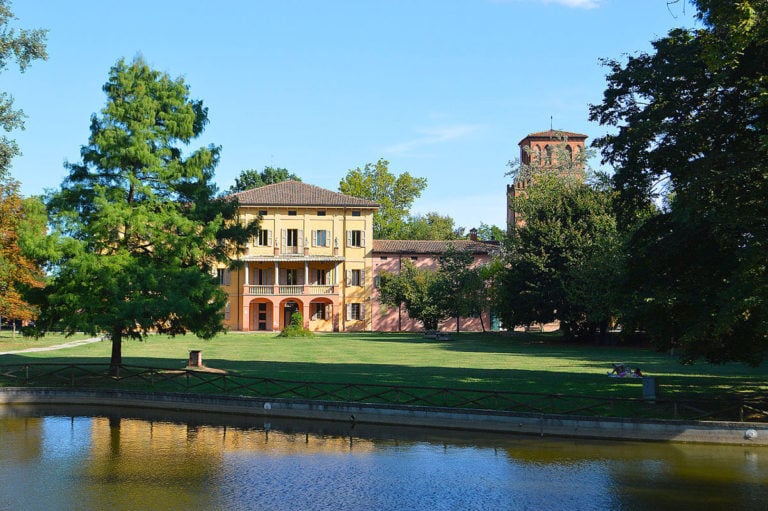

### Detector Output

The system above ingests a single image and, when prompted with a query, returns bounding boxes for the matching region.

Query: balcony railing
[245,285,337,296]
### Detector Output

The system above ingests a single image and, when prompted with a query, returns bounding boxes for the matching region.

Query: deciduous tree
[0,0,47,177]
[38,57,257,369]
[589,0,768,364]
[339,159,427,239]
[497,174,621,339]
[0,176,44,331]
[227,166,300,194]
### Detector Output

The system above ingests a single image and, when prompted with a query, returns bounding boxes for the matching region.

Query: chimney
[469,228,478,242]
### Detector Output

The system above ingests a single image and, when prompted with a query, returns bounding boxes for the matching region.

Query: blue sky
[6,0,697,230]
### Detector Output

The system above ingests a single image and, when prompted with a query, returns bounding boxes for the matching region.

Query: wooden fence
[0,362,765,422]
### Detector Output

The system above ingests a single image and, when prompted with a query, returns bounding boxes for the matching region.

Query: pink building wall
[370,240,498,333]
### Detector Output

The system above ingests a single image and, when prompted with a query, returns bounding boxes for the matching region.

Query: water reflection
[0,405,765,510]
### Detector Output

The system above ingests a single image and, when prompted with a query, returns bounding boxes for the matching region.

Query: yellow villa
[220,181,378,332]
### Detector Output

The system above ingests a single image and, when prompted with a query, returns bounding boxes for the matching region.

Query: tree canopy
[37,57,257,368]
[589,0,768,364]
[0,0,47,177]
[398,211,463,240]
[339,159,427,239]
[0,176,44,327]
[227,166,301,194]
[378,245,491,331]
[497,174,621,340]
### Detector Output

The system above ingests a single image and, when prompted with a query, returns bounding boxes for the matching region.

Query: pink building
[371,234,500,332]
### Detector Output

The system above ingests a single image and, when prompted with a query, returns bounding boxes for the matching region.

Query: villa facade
[220,180,499,333]
[220,181,378,333]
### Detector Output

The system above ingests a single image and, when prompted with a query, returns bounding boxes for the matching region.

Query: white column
[274,261,279,285]
[244,264,249,285]
[304,261,309,286]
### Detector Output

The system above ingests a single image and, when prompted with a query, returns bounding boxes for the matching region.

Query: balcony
[244,285,338,296]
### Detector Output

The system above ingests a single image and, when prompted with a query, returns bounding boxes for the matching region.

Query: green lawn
[2,331,765,403]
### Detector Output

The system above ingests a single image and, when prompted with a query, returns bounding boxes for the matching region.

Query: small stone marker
[189,350,202,367]
[642,377,658,402]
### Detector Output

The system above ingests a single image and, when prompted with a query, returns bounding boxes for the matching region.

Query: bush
[278,312,313,338]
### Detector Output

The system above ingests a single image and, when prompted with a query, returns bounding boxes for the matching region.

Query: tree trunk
[456,314,460,334]
[109,327,123,376]
[479,310,486,333]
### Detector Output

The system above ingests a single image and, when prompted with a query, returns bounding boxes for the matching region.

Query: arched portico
[279,297,306,330]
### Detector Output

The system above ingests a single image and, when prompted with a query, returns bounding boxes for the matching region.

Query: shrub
[278,312,314,338]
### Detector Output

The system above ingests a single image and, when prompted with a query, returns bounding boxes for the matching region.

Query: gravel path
[0,337,103,355]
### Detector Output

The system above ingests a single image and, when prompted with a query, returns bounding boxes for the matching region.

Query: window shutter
[325,304,331,318]
[253,234,258,247]
[267,230,273,246]
[224,269,231,286]
[298,229,304,251]
[281,229,286,249]
[311,230,317,246]
[361,230,366,248]
[346,270,351,286]
[361,270,366,287]
[346,230,352,247]
[346,303,351,321]
[360,303,365,321]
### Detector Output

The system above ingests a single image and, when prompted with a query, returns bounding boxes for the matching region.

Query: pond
[0,405,765,510]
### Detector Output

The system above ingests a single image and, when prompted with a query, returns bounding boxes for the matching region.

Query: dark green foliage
[227,166,301,194]
[497,175,622,340]
[36,57,258,368]
[279,312,313,338]
[398,211,464,240]
[589,0,768,364]
[378,245,490,331]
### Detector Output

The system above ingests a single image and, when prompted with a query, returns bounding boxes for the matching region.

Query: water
[0,405,765,511]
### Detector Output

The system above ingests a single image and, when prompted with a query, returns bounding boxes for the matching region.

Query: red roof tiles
[229,180,379,208]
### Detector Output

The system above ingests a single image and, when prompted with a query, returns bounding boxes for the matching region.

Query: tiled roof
[372,239,500,255]
[519,130,588,145]
[229,180,379,208]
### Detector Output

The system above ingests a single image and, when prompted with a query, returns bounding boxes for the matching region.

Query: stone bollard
[642,377,658,402]
[189,350,202,367]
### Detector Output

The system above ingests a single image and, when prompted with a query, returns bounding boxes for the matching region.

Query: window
[255,229,272,246]
[348,269,364,287]
[255,268,269,285]
[411,256,418,261]
[288,210,297,216]
[286,229,299,247]
[312,229,329,247]
[347,230,364,247]
[217,269,230,286]
[317,210,326,216]
[374,274,381,288]
[316,269,327,285]
[258,210,268,216]
[347,303,363,320]
[379,256,388,260]
[351,210,361,217]
[313,303,327,320]
[285,269,299,285]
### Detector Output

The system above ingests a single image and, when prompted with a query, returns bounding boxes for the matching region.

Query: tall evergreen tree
[38,57,257,369]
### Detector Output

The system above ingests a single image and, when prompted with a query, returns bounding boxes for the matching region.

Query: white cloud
[385,124,484,155]
[493,0,602,8]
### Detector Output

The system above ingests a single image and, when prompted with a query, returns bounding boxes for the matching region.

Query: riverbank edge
[1,387,765,445]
